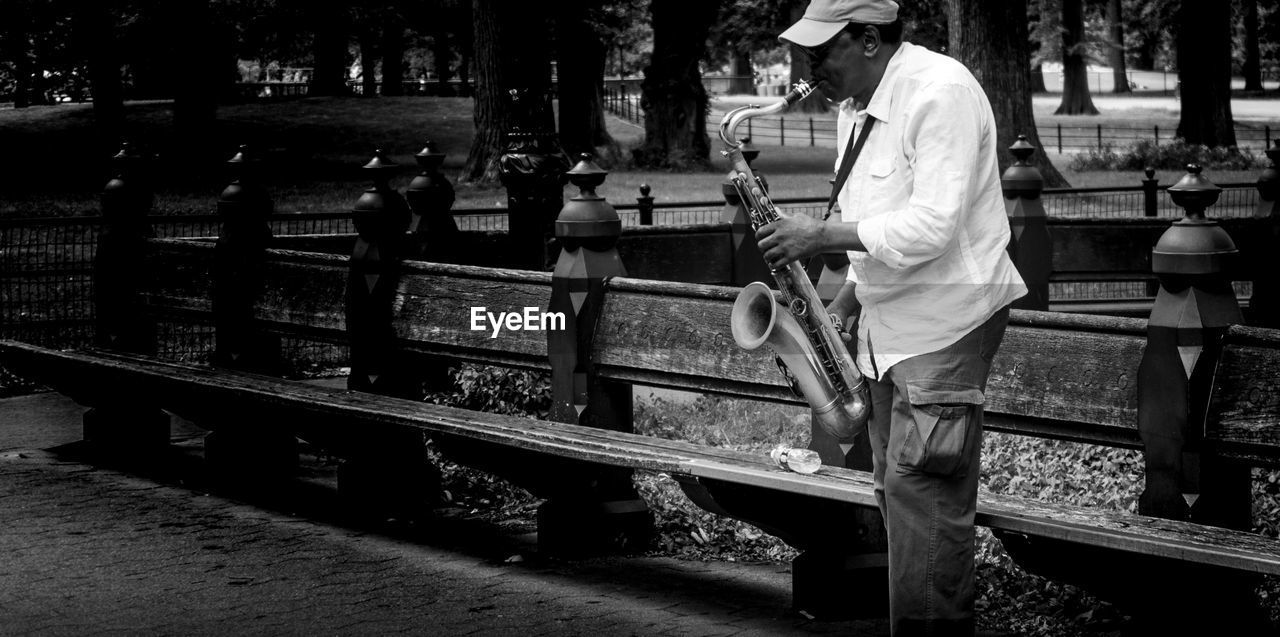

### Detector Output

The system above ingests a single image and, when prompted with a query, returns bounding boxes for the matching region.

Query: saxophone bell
[731,282,863,442]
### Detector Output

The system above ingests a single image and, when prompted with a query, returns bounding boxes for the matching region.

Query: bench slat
[5,340,1280,576]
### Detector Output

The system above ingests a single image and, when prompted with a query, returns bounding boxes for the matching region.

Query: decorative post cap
[1144,167,1157,181]
[353,149,403,217]
[1000,134,1043,199]
[361,148,398,173]
[638,184,652,198]
[1167,164,1222,221]
[555,153,621,242]
[413,141,446,172]
[1153,164,1235,275]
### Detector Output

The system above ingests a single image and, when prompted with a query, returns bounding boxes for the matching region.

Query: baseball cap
[778,0,900,48]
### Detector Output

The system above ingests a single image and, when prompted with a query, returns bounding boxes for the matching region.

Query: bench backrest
[140,238,1280,465]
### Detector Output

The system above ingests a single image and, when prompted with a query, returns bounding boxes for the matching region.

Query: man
[760,1,1027,635]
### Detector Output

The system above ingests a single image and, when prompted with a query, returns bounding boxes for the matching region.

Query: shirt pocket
[896,381,984,478]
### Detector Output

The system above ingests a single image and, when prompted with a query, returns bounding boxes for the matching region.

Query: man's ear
[862,25,881,57]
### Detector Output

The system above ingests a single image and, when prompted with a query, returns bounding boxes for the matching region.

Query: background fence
[603,91,1279,153]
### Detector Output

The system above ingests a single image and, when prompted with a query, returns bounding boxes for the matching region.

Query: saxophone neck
[719,79,821,149]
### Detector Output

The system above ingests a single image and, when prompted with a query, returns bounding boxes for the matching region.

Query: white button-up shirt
[836,42,1027,379]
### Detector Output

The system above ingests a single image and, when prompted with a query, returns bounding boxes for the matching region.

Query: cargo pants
[865,306,1010,637]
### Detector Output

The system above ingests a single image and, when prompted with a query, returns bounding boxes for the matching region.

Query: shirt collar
[863,41,913,122]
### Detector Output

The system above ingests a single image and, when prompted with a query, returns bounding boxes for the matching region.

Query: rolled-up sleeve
[857,82,984,269]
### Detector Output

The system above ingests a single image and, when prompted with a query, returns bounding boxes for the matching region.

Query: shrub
[428,364,552,418]
[1069,138,1262,172]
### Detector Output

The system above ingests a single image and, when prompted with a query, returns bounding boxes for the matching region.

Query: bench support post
[1138,166,1246,527]
[542,155,652,555]
[500,88,568,271]
[341,150,440,520]
[89,142,169,456]
[1002,135,1051,311]
[721,140,774,287]
[1130,166,1267,630]
[205,146,297,478]
[1248,142,1280,328]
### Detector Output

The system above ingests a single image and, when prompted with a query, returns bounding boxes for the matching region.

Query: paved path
[0,392,889,636]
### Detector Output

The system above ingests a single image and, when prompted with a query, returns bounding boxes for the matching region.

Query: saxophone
[723,79,870,443]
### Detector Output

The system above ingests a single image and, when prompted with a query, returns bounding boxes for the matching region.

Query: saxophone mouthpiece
[783,79,824,106]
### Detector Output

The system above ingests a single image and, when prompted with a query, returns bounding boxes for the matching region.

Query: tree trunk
[172,0,222,161]
[1176,0,1236,147]
[788,4,830,114]
[555,0,618,162]
[632,0,719,169]
[1054,0,1099,115]
[381,11,406,96]
[1244,0,1263,91]
[1030,63,1047,93]
[310,10,350,96]
[1106,0,1130,94]
[462,0,557,183]
[360,30,379,97]
[730,50,754,95]
[949,0,1069,187]
[77,1,125,157]
[432,29,453,96]
[5,0,32,108]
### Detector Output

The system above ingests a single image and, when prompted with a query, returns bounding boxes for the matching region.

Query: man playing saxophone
[758,1,1027,635]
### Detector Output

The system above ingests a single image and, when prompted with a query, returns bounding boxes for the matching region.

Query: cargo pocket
[896,382,984,478]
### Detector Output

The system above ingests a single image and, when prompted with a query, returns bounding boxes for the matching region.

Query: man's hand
[755,211,827,269]
[826,282,860,343]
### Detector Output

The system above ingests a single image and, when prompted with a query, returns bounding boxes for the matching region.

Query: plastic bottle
[769,444,822,474]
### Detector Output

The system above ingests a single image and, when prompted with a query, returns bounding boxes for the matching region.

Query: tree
[707,0,792,96]
[462,0,557,183]
[1054,0,1099,115]
[1243,0,1264,91]
[310,6,351,96]
[632,0,719,169]
[555,0,617,162]
[1106,0,1131,93]
[785,2,829,114]
[75,1,125,157]
[1176,0,1236,147]
[948,0,1069,187]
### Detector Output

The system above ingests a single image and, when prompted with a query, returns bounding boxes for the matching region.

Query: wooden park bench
[5,149,1280,632]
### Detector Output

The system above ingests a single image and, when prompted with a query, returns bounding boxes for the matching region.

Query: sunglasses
[799,33,846,66]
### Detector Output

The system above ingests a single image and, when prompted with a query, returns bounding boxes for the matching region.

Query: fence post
[405,140,459,262]
[499,88,568,271]
[1002,135,1050,311]
[1142,167,1160,217]
[544,153,653,555]
[1248,142,1280,327]
[1057,123,1063,154]
[204,144,298,479]
[780,116,785,146]
[1154,125,1160,146]
[1097,124,1103,150]
[1139,165,1245,528]
[1134,164,1264,630]
[340,149,439,520]
[720,138,774,287]
[636,183,654,225]
[809,117,815,146]
[87,141,168,456]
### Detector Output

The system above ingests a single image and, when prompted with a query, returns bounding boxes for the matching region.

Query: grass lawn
[1,94,1271,217]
